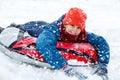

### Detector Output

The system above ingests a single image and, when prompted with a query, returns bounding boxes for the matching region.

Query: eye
[77,27,80,30]
[71,25,74,27]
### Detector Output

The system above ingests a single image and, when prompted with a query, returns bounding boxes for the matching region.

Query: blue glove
[62,65,87,80]
[93,63,108,76]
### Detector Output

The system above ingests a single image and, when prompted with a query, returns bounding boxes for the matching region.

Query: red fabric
[62,7,87,29]
[12,37,46,62]
[60,25,88,43]
[12,37,97,64]
[57,42,98,63]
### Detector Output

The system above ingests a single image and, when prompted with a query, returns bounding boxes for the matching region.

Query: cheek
[66,27,71,32]
[77,30,81,33]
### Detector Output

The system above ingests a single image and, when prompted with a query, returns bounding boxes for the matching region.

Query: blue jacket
[20,16,110,69]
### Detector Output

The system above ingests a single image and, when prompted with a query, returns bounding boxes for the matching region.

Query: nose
[71,28,78,34]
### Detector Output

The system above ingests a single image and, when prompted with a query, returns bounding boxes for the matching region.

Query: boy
[20,7,110,80]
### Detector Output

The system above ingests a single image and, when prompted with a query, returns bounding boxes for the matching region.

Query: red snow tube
[11,37,98,64]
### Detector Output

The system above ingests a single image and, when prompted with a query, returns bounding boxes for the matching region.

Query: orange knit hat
[63,7,87,29]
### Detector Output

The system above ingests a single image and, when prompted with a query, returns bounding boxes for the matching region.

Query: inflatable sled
[0,37,98,69]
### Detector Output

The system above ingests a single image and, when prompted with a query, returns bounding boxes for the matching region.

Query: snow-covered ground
[0,0,120,80]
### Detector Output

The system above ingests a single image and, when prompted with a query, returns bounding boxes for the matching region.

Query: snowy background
[0,0,120,80]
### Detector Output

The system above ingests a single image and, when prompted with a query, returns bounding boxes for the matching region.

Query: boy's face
[64,25,81,35]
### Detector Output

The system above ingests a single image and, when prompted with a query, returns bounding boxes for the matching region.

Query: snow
[0,0,120,80]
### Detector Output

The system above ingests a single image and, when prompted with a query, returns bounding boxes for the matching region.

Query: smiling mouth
[69,31,78,35]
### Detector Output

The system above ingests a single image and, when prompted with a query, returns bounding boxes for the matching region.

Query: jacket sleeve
[87,32,110,64]
[36,23,68,69]
[20,21,48,37]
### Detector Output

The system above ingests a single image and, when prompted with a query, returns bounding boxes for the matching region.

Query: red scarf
[60,25,88,43]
